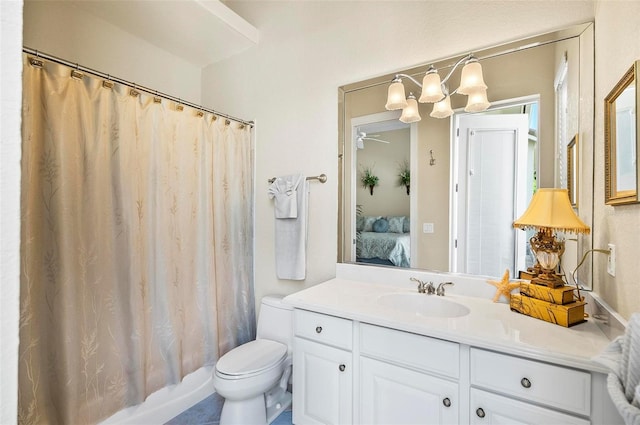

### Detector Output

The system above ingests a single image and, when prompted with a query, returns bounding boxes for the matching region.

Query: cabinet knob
[442,397,451,407]
[476,408,485,418]
[521,377,532,388]
[339,364,346,372]
[315,326,323,334]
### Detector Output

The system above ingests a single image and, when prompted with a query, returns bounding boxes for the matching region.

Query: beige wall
[23,0,202,104]
[593,0,640,320]
[356,129,410,218]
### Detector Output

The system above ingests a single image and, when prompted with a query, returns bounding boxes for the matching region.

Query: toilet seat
[216,339,287,380]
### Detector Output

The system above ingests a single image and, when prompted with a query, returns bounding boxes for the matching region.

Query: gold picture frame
[604,61,639,205]
[567,134,578,208]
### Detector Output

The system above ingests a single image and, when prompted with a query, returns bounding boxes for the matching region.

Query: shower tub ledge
[99,365,214,425]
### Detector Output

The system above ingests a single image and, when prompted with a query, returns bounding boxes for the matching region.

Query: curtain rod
[23,47,254,128]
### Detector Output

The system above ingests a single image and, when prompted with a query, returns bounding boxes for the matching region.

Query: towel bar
[268,174,327,184]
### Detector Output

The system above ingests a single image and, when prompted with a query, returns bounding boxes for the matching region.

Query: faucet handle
[410,277,425,293]
[410,277,434,294]
[436,281,454,296]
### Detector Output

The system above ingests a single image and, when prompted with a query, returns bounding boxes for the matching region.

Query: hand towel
[269,174,309,280]
[268,174,303,218]
[594,313,640,424]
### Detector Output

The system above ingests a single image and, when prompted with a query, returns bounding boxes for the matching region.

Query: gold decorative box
[510,294,586,327]
[518,282,576,305]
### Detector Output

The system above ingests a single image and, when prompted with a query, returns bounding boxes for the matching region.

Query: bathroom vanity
[284,265,624,425]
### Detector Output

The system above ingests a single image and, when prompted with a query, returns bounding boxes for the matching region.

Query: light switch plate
[423,223,434,233]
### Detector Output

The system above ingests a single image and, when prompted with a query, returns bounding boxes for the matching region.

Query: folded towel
[268,174,303,218]
[608,374,640,425]
[594,313,640,424]
[269,174,309,280]
[618,314,640,405]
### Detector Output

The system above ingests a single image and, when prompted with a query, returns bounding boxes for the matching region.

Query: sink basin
[376,293,470,318]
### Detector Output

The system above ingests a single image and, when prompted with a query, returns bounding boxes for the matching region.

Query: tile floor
[165,393,292,425]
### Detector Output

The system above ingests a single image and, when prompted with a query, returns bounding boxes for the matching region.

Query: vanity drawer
[360,323,459,379]
[470,348,591,416]
[294,309,353,350]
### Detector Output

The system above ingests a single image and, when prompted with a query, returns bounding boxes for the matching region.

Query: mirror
[338,22,595,288]
[605,60,639,205]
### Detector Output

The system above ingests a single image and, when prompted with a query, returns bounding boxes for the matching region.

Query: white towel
[268,174,309,280]
[268,174,303,218]
[593,313,640,424]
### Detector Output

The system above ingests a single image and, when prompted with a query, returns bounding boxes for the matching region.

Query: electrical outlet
[423,223,434,234]
[607,243,616,277]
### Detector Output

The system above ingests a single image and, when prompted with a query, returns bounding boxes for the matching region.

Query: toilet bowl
[213,295,293,425]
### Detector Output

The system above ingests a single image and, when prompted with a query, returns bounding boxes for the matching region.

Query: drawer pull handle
[339,364,346,372]
[442,397,451,407]
[521,377,532,388]
[476,408,485,418]
[315,326,323,334]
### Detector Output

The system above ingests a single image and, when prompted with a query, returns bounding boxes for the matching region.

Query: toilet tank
[256,295,293,348]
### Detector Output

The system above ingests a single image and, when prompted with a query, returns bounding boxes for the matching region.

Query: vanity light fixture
[385,54,490,122]
[513,188,590,288]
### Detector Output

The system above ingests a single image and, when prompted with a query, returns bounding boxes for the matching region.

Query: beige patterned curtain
[18,54,255,425]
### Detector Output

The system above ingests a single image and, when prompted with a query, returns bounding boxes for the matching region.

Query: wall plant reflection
[338,23,595,288]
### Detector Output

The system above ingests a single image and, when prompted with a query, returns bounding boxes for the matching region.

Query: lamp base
[532,273,565,288]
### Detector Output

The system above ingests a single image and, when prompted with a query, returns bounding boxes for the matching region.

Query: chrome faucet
[410,277,435,295]
[436,281,454,296]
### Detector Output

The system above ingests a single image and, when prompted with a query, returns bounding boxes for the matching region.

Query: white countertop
[284,277,614,373]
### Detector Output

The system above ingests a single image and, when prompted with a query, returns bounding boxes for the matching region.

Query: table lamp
[513,188,590,288]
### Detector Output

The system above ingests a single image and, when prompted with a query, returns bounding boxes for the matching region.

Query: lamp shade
[385,81,408,110]
[464,88,491,113]
[458,59,488,95]
[419,68,445,103]
[513,188,590,234]
[399,93,421,123]
[430,95,453,119]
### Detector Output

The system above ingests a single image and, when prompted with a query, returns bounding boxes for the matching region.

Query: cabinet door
[470,388,590,425]
[293,337,352,425]
[361,357,459,425]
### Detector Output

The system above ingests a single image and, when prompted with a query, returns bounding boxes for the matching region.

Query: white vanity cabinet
[359,324,460,425]
[292,309,353,425]
[469,348,591,424]
[286,276,623,425]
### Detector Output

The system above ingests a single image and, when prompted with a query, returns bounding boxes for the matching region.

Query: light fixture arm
[440,53,474,86]
[392,73,423,89]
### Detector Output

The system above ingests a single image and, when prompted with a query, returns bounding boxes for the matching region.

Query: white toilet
[213,295,293,425]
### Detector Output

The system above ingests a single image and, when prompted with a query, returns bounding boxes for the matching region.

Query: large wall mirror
[338,22,595,289]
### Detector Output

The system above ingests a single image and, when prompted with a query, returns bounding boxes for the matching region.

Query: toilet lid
[216,339,287,376]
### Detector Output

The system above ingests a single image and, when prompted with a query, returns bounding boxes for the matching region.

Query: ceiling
[71,0,258,68]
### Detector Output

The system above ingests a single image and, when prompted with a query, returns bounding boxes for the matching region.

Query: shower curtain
[18,54,255,425]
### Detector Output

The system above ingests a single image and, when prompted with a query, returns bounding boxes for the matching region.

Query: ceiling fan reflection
[356,131,390,149]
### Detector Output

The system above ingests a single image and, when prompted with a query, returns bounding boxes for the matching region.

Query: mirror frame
[338,22,595,288]
[604,60,640,205]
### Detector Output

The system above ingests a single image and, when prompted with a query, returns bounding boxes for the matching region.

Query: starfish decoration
[487,269,520,303]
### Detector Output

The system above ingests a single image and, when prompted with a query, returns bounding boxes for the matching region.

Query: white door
[293,338,352,425]
[360,357,459,425]
[453,114,529,278]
